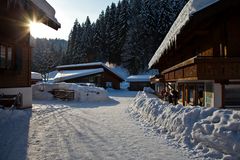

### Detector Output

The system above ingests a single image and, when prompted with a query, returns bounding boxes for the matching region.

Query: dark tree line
[31,37,67,80]
[63,0,188,74]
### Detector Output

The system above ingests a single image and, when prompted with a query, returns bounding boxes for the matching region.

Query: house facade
[149,0,240,108]
[0,0,60,108]
[54,62,124,90]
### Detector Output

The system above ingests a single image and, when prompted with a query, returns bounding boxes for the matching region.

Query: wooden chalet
[54,62,124,90]
[0,0,60,108]
[149,0,240,108]
[126,75,153,91]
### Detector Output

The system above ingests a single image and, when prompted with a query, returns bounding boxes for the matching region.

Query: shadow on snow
[33,98,120,109]
[0,108,32,160]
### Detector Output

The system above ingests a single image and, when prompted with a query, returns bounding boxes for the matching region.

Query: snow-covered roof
[31,72,42,80]
[54,69,104,82]
[57,62,103,69]
[56,62,125,81]
[30,0,60,29]
[126,75,152,82]
[148,0,219,68]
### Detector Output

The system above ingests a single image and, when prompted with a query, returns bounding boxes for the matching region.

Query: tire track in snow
[27,91,191,160]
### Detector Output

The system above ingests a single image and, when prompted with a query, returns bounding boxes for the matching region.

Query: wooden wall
[161,7,240,82]
[102,72,120,89]
[129,82,152,91]
[63,72,121,89]
[0,5,31,88]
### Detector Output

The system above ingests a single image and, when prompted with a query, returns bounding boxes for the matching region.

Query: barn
[54,62,124,90]
[126,75,153,91]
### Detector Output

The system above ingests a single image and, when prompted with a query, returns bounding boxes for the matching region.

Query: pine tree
[64,0,188,73]
[118,0,129,48]
[122,0,145,74]
[79,16,93,63]
[64,19,80,64]
[94,11,107,62]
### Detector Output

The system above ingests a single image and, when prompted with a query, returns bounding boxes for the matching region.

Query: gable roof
[56,62,125,81]
[148,0,220,69]
[53,69,104,82]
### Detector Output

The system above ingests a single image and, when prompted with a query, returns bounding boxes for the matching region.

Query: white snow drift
[32,83,109,102]
[129,91,240,159]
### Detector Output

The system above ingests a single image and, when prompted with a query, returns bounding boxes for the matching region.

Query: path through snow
[2,90,191,160]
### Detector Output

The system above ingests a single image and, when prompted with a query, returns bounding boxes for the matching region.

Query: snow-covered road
[1,90,190,160]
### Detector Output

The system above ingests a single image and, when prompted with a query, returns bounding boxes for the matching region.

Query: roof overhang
[29,0,60,30]
[5,0,60,30]
[148,0,223,69]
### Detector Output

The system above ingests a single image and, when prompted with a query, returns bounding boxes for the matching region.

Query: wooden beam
[162,56,197,74]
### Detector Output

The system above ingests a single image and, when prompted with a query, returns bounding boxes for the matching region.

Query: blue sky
[31,0,119,40]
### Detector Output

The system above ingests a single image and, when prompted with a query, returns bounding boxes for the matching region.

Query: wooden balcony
[162,56,240,81]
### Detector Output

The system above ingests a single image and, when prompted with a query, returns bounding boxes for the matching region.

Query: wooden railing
[196,56,240,80]
[163,56,240,81]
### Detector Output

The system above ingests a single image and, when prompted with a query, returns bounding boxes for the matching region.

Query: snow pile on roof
[48,70,58,79]
[148,0,219,68]
[30,0,60,26]
[56,62,124,81]
[128,92,240,159]
[53,69,104,82]
[31,72,42,80]
[126,75,152,82]
[108,65,129,79]
[57,62,103,69]
[32,83,109,102]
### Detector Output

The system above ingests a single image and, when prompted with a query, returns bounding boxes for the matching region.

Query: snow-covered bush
[129,91,240,159]
[32,83,109,102]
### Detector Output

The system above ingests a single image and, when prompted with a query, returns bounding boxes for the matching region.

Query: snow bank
[32,83,109,102]
[129,92,240,159]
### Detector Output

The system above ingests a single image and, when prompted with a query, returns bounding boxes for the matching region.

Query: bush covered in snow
[129,91,240,159]
[32,83,109,102]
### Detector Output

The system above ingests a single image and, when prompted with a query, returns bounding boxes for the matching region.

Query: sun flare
[29,21,42,37]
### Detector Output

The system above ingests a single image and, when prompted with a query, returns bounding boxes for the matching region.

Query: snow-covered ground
[129,91,240,160]
[0,90,192,160]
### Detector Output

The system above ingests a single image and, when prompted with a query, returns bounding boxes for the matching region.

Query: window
[106,82,112,88]
[197,84,204,106]
[0,45,6,68]
[7,47,12,68]
[178,84,184,104]
[188,85,195,105]
[0,43,13,69]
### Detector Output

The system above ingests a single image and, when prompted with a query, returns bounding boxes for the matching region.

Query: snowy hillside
[129,91,240,159]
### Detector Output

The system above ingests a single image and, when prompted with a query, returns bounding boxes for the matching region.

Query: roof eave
[30,0,61,30]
